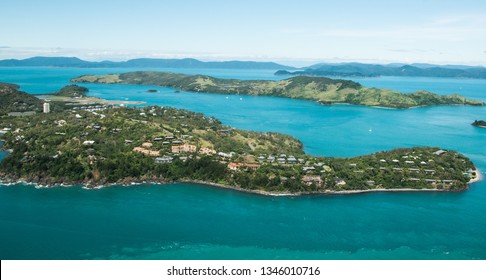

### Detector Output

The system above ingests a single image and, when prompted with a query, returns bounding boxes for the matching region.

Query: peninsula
[0,83,479,194]
[71,71,485,109]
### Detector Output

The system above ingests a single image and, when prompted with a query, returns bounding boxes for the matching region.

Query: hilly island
[71,71,485,109]
[0,83,479,194]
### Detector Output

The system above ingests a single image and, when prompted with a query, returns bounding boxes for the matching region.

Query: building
[302,175,323,187]
[142,142,153,148]
[199,147,217,155]
[172,143,197,153]
[155,156,173,164]
[43,103,50,113]
[133,147,160,157]
[227,162,260,171]
[83,140,95,145]
[433,149,446,156]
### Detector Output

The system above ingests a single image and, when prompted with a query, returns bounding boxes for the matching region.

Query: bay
[0,67,485,259]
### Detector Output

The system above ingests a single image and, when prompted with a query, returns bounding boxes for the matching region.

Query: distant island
[0,82,479,194]
[71,71,485,109]
[472,120,486,128]
[275,62,486,79]
[3,57,486,79]
[0,56,294,70]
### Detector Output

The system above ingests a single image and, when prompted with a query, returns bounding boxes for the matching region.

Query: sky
[1,0,486,66]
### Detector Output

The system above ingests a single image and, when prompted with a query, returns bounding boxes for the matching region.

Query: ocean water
[1,67,486,259]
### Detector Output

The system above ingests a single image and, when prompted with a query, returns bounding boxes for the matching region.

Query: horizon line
[1,55,486,68]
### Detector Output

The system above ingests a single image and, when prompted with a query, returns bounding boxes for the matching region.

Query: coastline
[0,175,480,197]
[468,169,482,184]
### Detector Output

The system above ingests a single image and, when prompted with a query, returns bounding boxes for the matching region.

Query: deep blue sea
[1,67,486,259]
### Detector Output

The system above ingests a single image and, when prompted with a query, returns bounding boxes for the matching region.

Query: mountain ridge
[276,62,486,79]
[0,56,294,70]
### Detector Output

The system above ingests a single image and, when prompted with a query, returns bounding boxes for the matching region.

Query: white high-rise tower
[43,103,50,113]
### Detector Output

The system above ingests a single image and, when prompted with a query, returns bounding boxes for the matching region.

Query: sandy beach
[468,169,482,184]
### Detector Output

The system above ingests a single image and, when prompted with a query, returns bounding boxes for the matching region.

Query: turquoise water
[1,67,486,259]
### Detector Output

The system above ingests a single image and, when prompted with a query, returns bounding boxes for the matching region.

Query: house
[243,163,259,169]
[408,178,421,182]
[142,142,153,148]
[349,163,357,167]
[228,162,240,171]
[392,159,400,163]
[227,162,260,171]
[405,160,415,164]
[424,169,436,174]
[83,140,95,145]
[199,147,217,155]
[433,149,446,156]
[302,175,323,187]
[155,156,173,164]
[366,180,376,186]
[218,152,232,158]
[172,143,197,153]
[303,166,316,172]
[124,140,133,144]
[335,178,346,186]
[287,156,297,163]
[56,120,67,127]
[408,168,420,173]
[425,179,437,184]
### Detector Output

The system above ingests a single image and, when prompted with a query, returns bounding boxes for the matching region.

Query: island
[472,120,486,128]
[0,82,479,195]
[275,62,486,79]
[70,71,485,109]
[50,84,89,98]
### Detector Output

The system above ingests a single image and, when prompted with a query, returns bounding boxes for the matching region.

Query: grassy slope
[0,83,42,115]
[71,71,485,108]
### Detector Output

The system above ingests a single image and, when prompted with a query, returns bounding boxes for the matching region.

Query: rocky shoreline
[0,170,481,196]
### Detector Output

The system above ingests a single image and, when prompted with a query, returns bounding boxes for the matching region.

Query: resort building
[172,143,197,153]
[43,102,50,113]
[155,156,173,164]
[227,162,260,171]
[133,147,160,156]
[142,142,153,148]
[199,147,217,155]
[302,175,323,187]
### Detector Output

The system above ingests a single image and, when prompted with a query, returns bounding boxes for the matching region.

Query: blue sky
[1,0,486,66]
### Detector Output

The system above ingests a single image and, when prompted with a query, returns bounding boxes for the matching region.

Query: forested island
[50,85,89,98]
[0,83,479,194]
[71,71,485,109]
[472,120,486,128]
